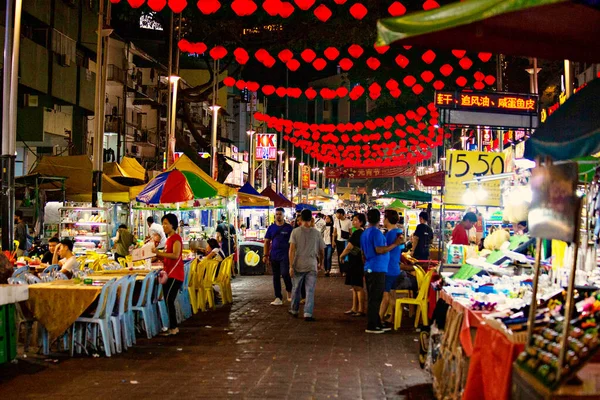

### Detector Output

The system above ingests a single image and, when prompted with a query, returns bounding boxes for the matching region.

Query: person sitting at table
[113,224,134,263]
[152,213,184,336]
[52,239,78,277]
[204,238,226,262]
[41,237,59,266]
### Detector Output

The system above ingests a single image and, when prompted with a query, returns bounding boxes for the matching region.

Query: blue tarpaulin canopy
[296,203,318,212]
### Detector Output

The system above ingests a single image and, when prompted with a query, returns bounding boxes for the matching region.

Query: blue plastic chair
[125,274,137,346]
[175,262,192,323]
[110,276,135,353]
[154,281,170,332]
[132,271,158,339]
[23,273,41,284]
[55,272,69,280]
[11,266,28,278]
[42,264,60,274]
[70,278,118,357]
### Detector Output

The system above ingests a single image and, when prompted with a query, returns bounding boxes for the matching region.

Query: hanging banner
[435,90,539,115]
[301,165,311,189]
[445,150,505,207]
[325,165,416,179]
[255,133,277,160]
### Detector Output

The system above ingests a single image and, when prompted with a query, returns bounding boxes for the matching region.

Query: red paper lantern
[474,71,485,81]
[312,58,327,71]
[473,82,485,90]
[478,52,493,62]
[349,85,364,100]
[336,87,348,98]
[287,59,301,71]
[349,3,367,20]
[278,2,295,17]
[403,75,416,87]
[366,57,380,70]
[301,49,316,63]
[390,89,401,98]
[459,57,473,70]
[276,87,287,97]
[110,0,121,3]
[484,75,496,86]
[432,80,445,90]
[223,77,236,87]
[196,0,220,14]
[262,85,276,95]
[278,49,293,63]
[192,43,207,54]
[395,54,409,68]
[262,0,281,16]
[421,49,436,64]
[233,48,249,64]
[177,39,191,52]
[127,0,145,8]
[374,44,390,55]
[247,82,260,92]
[348,44,364,58]
[439,64,453,77]
[305,88,317,100]
[385,79,399,90]
[294,0,314,11]
[451,49,466,58]
[417,107,427,117]
[384,131,392,140]
[324,47,340,61]
[412,84,424,95]
[209,46,227,60]
[334,0,346,4]
[369,82,382,93]
[255,49,270,62]
[148,0,167,11]
[422,0,439,10]
[421,71,434,83]
[235,80,246,90]
[388,1,406,16]
[168,0,187,12]
[338,58,353,71]
[456,76,467,87]
[314,4,332,22]
[406,110,416,120]
[231,0,257,16]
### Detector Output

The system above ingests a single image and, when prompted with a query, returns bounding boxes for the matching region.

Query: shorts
[385,275,400,292]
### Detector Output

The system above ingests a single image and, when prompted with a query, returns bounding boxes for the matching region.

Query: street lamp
[290,156,296,203]
[277,150,284,194]
[209,104,221,180]
[246,129,255,186]
[167,76,181,169]
[298,161,305,204]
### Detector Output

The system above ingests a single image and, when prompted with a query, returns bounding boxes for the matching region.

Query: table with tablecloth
[26,280,103,342]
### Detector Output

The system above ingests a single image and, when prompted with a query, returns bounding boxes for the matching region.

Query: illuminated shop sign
[435,91,538,115]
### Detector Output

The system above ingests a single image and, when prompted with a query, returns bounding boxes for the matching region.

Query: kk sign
[255,133,277,161]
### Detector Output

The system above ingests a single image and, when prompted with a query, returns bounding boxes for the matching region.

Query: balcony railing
[107,64,124,84]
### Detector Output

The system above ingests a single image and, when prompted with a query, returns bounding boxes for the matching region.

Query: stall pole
[557,238,580,380]
[564,60,574,99]
[525,237,544,344]
[165,12,173,169]
[92,0,106,206]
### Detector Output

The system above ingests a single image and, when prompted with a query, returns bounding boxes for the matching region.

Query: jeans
[324,244,333,272]
[335,240,347,273]
[365,272,386,330]
[290,270,317,317]
[163,278,183,329]
[271,258,292,300]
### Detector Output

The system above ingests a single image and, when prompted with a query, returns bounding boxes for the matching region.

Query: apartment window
[52,29,76,67]
[15,147,25,177]
[323,100,331,112]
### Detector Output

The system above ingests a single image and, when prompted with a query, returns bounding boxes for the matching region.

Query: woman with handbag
[339,213,367,317]
[153,213,184,336]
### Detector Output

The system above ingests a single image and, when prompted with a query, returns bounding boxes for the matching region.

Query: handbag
[338,219,350,240]
[158,253,182,285]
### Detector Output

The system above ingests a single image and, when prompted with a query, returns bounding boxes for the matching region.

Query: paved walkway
[0,274,432,399]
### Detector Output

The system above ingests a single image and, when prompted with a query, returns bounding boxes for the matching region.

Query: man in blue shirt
[264,207,294,305]
[380,210,405,329]
[360,209,404,334]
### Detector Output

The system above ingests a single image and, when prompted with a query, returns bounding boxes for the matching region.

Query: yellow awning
[417,203,465,210]
[238,192,272,207]
[104,156,146,183]
[168,154,236,198]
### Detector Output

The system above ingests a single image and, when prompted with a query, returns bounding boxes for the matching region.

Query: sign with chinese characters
[325,165,416,179]
[435,91,538,115]
[255,133,277,160]
[301,165,311,189]
[445,151,505,207]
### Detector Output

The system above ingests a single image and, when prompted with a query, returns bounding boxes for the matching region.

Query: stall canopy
[377,0,600,62]
[239,182,262,197]
[261,187,294,208]
[417,203,465,211]
[384,190,432,202]
[136,169,218,204]
[309,188,334,202]
[169,154,236,198]
[31,155,144,202]
[296,203,318,212]
[418,171,445,187]
[104,156,146,185]
[386,199,411,210]
[238,192,271,209]
[524,78,600,161]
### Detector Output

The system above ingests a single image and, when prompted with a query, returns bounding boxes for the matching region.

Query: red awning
[418,171,445,187]
[260,187,295,208]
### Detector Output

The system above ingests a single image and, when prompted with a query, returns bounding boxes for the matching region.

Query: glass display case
[58,207,110,254]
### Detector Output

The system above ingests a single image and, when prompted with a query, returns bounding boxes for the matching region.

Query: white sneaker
[270,298,283,306]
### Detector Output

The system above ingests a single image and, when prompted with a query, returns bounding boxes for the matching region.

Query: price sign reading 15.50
[445,151,505,207]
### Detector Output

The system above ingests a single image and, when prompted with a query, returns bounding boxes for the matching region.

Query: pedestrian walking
[322,215,334,276]
[264,207,294,305]
[361,209,404,334]
[339,213,366,316]
[411,212,434,261]
[333,208,352,276]
[379,210,405,328]
[288,209,325,321]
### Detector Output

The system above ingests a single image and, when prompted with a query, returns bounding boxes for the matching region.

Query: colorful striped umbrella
[136,168,218,204]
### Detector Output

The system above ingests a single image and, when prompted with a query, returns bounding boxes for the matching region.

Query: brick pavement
[0,273,433,400]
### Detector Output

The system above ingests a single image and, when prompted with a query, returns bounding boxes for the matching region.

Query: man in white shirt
[333,208,352,276]
[314,213,326,234]
[52,238,78,277]
[147,216,167,249]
